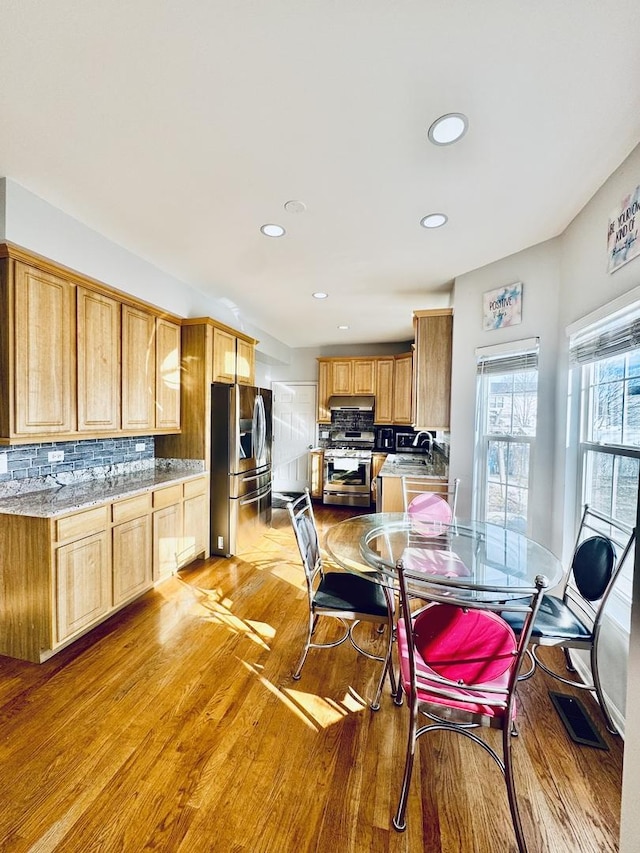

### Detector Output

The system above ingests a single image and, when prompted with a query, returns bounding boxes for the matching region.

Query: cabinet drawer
[153,484,183,509]
[183,477,207,498]
[111,493,151,524]
[56,506,108,542]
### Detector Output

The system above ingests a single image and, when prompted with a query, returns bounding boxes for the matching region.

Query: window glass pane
[486,370,537,436]
[614,455,639,528]
[628,349,640,379]
[583,451,613,515]
[623,379,640,446]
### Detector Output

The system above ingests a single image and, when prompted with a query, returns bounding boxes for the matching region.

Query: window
[570,311,640,616]
[474,340,539,533]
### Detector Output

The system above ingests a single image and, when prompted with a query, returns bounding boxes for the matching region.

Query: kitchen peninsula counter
[376,452,449,512]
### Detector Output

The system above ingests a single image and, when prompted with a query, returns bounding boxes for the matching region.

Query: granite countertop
[0,459,206,519]
[378,452,448,480]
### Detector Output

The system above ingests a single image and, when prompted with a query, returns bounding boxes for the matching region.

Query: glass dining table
[325,513,564,599]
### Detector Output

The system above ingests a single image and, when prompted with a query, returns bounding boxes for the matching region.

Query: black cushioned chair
[287,489,395,710]
[502,504,635,734]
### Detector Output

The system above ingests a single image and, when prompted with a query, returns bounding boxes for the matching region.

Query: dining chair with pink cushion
[402,477,460,534]
[392,558,547,853]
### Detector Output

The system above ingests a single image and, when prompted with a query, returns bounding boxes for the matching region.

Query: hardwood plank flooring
[0,503,623,852]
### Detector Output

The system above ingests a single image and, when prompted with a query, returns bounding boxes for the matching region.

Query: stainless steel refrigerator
[210,382,272,557]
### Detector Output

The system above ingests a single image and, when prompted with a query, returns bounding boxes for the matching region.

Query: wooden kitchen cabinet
[375,358,395,424]
[152,484,184,581]
[353,359,376,394]
[317,361,330,424]
[393,352,414,425]
[181,476,209,566]
[56,530,111,642]
[0,244,182,443]
[330,360,353,395]
[371,452,388,506]
[413,309,453,430]
[13,262,76,435]
[155,317,181,430]
[113,514,152,605]
[310,449,324,498]
[77,287,121,432]
[122,304,156,431]
[212,324,257,385]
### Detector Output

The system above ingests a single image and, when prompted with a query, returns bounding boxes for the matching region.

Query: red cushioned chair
[392,558,547,853]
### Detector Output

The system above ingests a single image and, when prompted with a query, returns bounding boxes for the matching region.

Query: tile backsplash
[0,436,155,483]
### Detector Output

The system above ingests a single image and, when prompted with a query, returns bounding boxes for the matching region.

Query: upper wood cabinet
[13,262,76,435]
[122,305,156,431]
[0,244,182,443]
[155,318,181,430]
[77,287,121,432]
[393,352,414,425]
[212,324,257,385]
[413,309,453,430]
[375,358,395,424]
[317,354,412,425]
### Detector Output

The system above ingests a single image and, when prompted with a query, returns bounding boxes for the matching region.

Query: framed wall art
[482,282,523,331]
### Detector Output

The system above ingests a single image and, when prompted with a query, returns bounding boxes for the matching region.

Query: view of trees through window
[477,368,538,532]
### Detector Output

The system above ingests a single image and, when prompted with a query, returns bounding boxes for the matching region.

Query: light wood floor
[0,503,623,852]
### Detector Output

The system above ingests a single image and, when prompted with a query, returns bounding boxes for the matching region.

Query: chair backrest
[397,558,547,716]
[402,476,460,520]
[563,505,636,626]
[287,489,323,593]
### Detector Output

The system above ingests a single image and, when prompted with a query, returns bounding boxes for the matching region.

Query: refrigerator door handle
[239,485,271,507]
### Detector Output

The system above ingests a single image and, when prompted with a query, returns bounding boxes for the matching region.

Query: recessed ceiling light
[428,113,468,146]
[260,223,286,237]
[312,291,328,299]
[337,325,350,330]
[420,213,448,229]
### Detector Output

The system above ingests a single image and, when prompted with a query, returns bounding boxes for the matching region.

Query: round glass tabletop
[325,513,563,599]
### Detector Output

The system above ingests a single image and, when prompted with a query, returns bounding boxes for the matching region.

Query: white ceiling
[1,1,639,349]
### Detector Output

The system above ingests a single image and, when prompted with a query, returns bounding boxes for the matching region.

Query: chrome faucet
[412,430,433,454]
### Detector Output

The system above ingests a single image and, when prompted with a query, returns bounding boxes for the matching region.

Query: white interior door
[272,382,317,494]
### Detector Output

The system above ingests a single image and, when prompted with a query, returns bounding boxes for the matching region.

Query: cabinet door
[393,353,413,425]
[330,360,353,395]
[212,327,236,384]
[153,503,183,581]
[375,358,394,424]
[236,338,255,385]
[413,311,453,430]
[113,515,152,605]
[155,318,181,430]
[14,263,76,435]
[182,492,208,566]
[122,305,156,431]
[77,287,121,432]
[310,450,324,498]
[353,359,376,394]
[317,361,330,423]
[56,531,111,642]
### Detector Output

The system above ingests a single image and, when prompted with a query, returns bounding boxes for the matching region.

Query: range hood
[328,395,375,412]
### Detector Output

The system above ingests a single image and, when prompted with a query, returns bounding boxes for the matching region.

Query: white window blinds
[475,338,539,375]
[569,308,640,366]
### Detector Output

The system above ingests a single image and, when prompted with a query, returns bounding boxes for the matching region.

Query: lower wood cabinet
[0,474,209,663]
[56,531,111,642]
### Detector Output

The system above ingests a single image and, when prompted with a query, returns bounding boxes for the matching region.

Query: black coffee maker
[377,427,394,450]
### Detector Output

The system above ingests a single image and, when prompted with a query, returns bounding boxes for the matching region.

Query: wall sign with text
[482,282,523,331]
[607,185,640,273]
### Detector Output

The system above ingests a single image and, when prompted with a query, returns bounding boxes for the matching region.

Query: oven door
[323,456,371,495]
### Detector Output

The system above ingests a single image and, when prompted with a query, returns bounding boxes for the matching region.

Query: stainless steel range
[323,429,374,507]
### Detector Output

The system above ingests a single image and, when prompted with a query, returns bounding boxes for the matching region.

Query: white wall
[449,238,562,546]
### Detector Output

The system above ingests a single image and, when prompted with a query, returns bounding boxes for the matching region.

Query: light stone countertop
[0,459,206,518]
[377,452,448,480]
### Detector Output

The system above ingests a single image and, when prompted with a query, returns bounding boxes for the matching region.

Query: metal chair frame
[287,489,396,710]
[392,559,548,852]
[401,476,460,518]
[515,504,635,734]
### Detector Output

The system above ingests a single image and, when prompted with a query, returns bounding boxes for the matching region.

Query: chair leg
[503,721,528,853]
[591,643,618,735]
[371,618,396,711]
[293,613,318,680]
[563,647,577,673]
[392,693,418,832]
